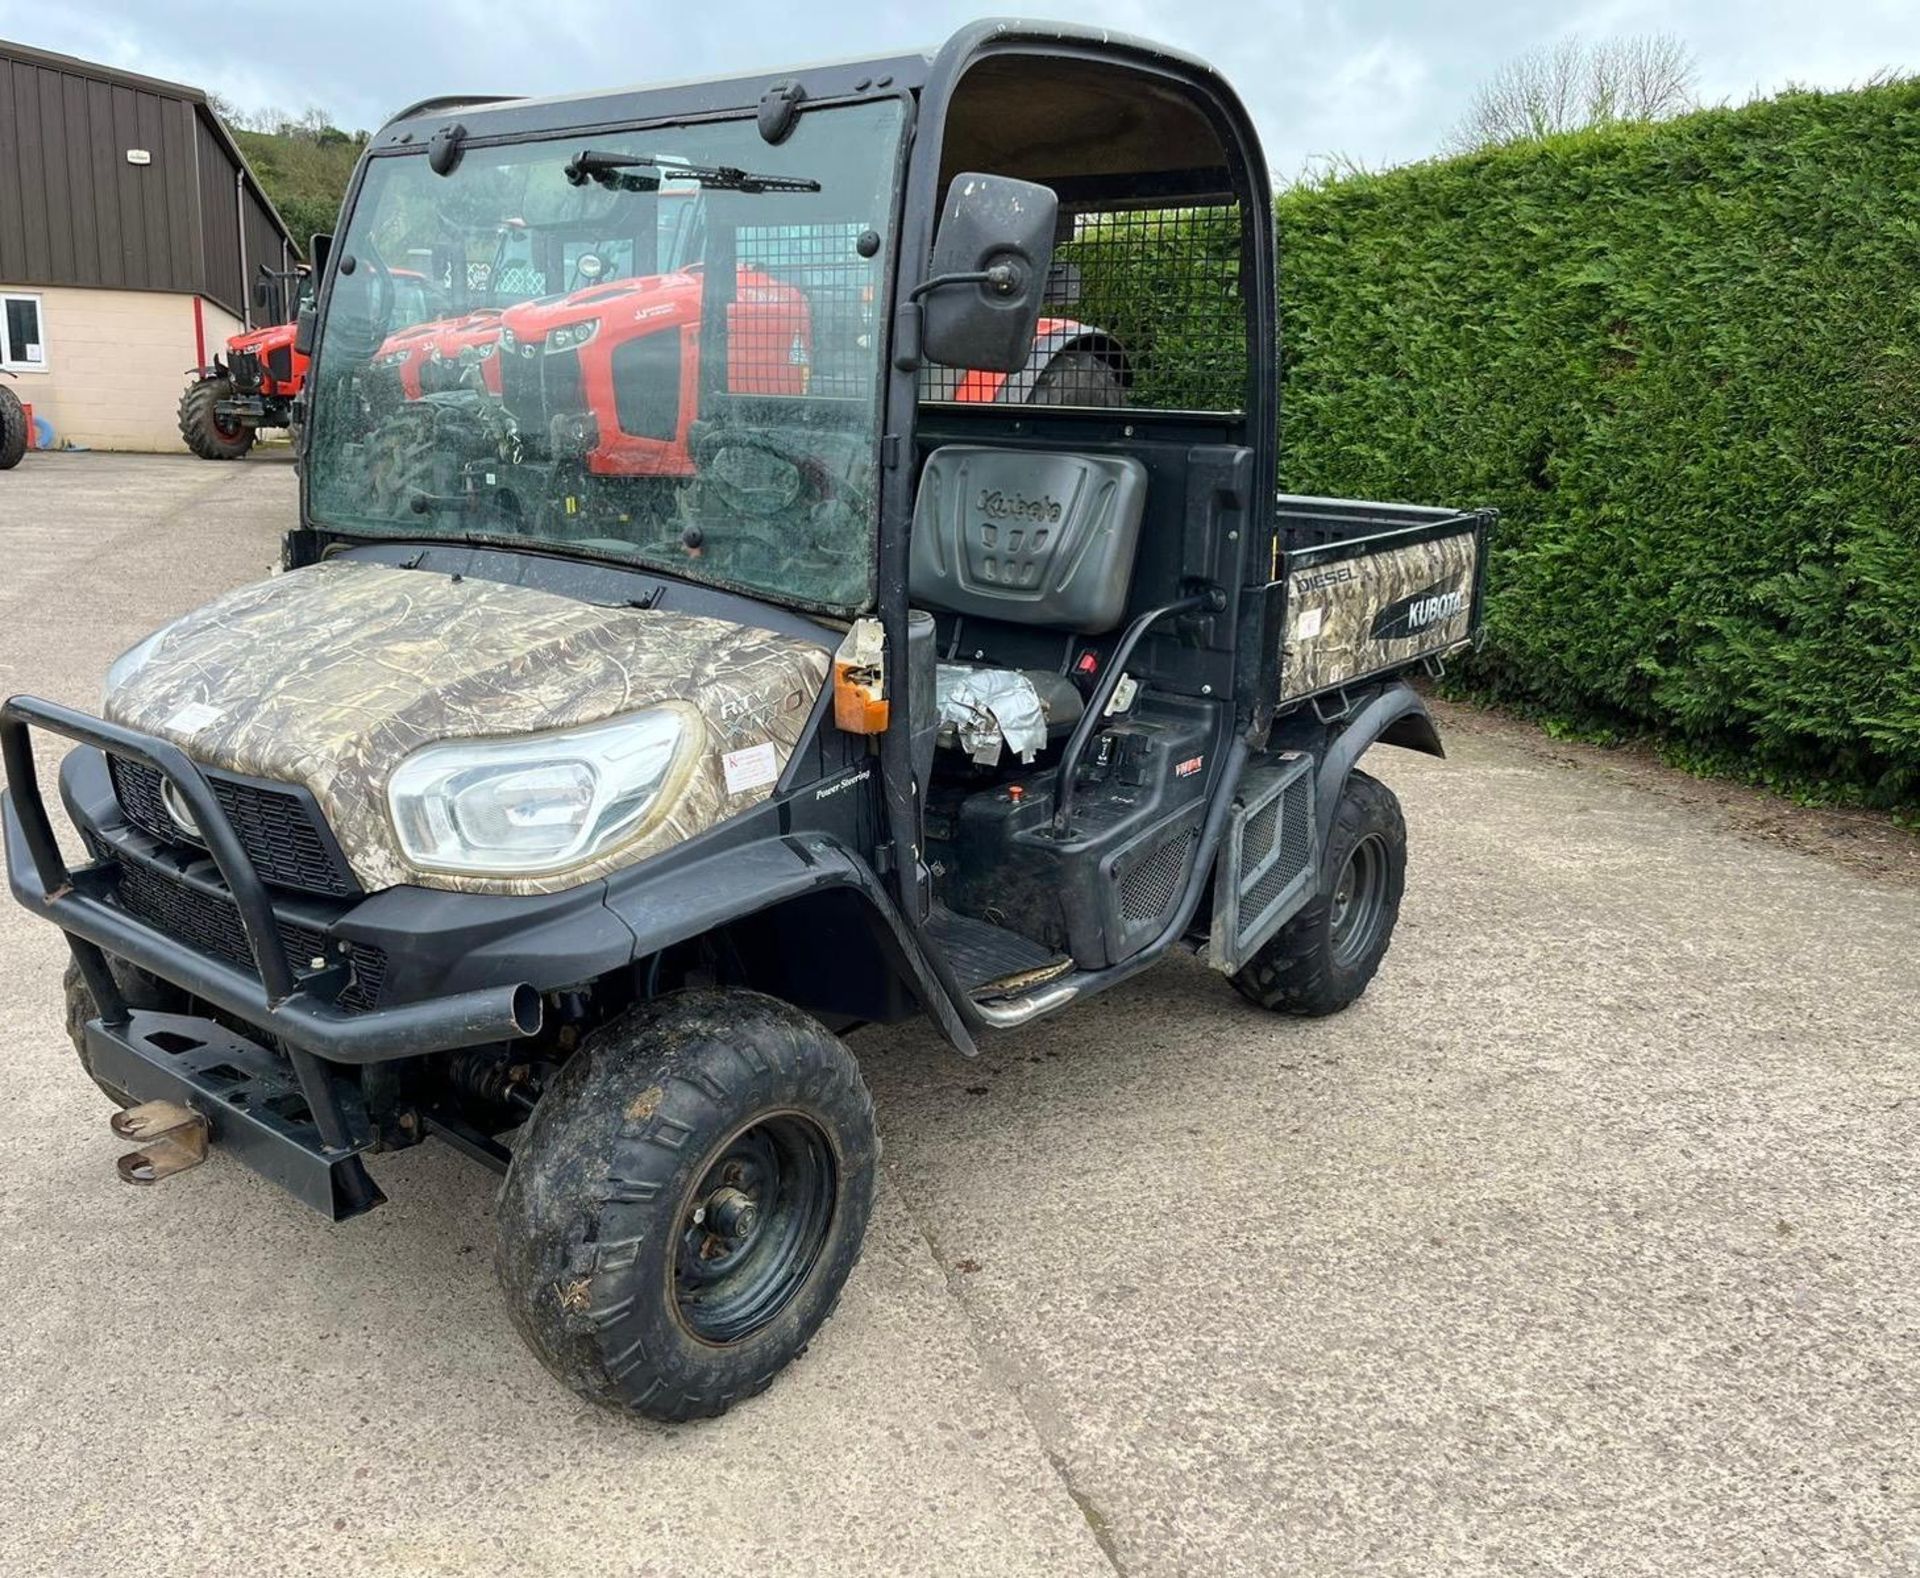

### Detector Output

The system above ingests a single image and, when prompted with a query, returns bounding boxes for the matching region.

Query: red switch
[1074,650,1099,677]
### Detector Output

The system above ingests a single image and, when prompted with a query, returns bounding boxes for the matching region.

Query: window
[0,293,47,372]
[308,99,907,616]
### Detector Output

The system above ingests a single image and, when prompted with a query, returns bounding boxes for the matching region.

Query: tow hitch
[111,1100,210,1185]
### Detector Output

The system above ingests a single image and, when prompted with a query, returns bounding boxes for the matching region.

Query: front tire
[0,384,26,469]
[62,957,187,1107]
[496,988,877,1421]
[1231,768,1406,1017]
[178,377,254,460]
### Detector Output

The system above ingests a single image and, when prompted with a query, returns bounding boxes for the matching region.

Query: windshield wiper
[563,149,820,195]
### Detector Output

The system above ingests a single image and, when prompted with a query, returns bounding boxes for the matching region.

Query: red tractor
[180,268,447,459]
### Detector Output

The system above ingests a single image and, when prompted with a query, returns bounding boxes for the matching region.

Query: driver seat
[910,444,1148,758]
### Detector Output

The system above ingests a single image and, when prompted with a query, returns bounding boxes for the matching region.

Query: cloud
[1,0,1915,171]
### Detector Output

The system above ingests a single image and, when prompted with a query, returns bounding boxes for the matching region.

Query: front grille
[228,348,264,394]
[498,338,587,450]
[501,342,545,435]
[109,754,170,840]
[114,861,387,1013]
[543,346,585,419]
[108,756,357,896]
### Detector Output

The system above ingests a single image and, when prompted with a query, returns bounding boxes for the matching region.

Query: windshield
[306,100,904,614]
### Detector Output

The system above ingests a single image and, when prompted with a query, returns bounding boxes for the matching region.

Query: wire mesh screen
[920,203,1248,412]
[731,223,883,400]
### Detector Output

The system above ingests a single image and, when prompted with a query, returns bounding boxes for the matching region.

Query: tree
[1449,34,1699,151]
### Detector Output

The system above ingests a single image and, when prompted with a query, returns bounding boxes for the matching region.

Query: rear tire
[0,384,27,469]
[178,377,254,460]
[496,988,877,1421]
[62,957,188,1107]
[1231,769,1406,1017]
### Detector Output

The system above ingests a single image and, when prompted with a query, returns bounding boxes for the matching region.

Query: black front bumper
[88,1009,385,1219]
[2,699,545,1063]
[1,696,569,1217]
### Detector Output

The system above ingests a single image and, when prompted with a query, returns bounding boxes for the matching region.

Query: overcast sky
[4,0,1917,172]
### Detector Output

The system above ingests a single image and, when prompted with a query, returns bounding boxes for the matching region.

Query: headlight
[467,340,499,361]
[500,327,517,350]
[387,706,696,876]
[547,318,600,352]
[373,347,413,368]
[103,623,175,705]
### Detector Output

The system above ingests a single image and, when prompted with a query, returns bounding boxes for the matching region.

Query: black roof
[375,19,1257,172]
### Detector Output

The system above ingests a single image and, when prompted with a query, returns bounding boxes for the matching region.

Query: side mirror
[252,277,272,310]
[294,235,333,357]
[916,173,1057,373]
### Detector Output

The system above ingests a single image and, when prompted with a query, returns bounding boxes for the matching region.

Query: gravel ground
[0,453,1914,1577]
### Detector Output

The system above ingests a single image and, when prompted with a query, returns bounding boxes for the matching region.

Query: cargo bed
[1271,494,1494,708]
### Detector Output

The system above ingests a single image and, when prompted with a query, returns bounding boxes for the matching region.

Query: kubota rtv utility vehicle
[4,22,1492,1421]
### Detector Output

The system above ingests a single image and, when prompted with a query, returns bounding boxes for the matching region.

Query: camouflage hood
[105,559,829,895]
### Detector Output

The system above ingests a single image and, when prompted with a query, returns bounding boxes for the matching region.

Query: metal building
[0,39,300,452]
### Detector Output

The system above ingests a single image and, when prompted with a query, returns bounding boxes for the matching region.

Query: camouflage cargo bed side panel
[1277,528,1480,703]
[105,559,829,895]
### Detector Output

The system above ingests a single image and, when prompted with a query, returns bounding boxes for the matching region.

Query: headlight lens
[387,707,694,875]
[103,623,175,705]
[547,318,600,352]
[373,347,413,368]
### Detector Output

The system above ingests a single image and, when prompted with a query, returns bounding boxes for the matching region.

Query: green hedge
[1274,84,1920,808]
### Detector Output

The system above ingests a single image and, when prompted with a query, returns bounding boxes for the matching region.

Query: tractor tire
[496,988,877,1421]
[1230,769,1406,1017]
[62,957,188,1108]
[359,399,489,518]
[0,384,26,469]
[1026,347,1125,408]
[178,378,254,460]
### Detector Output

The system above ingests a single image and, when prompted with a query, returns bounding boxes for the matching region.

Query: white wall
[0,285,244,453]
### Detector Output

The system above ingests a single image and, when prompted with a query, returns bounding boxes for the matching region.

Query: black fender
[600,833,976,1055]
[1274,681,1444,847]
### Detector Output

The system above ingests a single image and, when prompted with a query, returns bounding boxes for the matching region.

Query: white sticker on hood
[722,740,778,795]
[165,701,225,734]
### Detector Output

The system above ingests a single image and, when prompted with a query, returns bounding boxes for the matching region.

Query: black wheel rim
[672,1111,837,1346]
[1328,834,1389,968]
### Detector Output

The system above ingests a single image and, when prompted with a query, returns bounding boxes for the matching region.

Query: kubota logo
[159,778,202,839]
[1370,578,1467,641]
[976,488,1062,523]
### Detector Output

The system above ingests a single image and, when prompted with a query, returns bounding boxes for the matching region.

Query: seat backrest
[909,445,1147,633]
